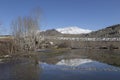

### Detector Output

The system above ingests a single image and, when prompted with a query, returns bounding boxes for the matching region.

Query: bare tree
[11,9,41,51]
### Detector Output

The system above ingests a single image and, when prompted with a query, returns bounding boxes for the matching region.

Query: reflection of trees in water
[2,63,42,80]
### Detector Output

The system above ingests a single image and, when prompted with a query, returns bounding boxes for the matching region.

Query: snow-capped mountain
[56,26,92,34]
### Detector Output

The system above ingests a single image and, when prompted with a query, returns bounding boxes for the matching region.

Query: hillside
[40,29,62,36]
[87,24,120,38]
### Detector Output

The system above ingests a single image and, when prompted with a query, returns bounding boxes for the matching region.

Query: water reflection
[0,49,120,80]
[40,58,120,72]
[56,59,93,66]
[39,58,120,80]
[38,49,120,67]
[0,63,41,80]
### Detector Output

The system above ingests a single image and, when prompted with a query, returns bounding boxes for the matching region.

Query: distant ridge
[39,24,120,38]
[87,24,120,37]
[40,29,61,36]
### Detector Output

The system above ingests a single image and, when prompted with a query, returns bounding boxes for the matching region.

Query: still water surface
[0,49,120,80]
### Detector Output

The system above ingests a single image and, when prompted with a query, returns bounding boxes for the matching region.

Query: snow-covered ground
[56,26,92,34]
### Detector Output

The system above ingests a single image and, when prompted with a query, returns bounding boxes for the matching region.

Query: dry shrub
[57,41,71,48]
[0,39,21,56]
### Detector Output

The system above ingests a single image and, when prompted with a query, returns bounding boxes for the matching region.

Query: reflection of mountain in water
[56,59,93,66]
[40,58,120,73]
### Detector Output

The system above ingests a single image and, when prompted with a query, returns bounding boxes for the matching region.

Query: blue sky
[0,0,120,34]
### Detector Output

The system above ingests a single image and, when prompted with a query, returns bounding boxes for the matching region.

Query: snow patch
[56,26,92,34]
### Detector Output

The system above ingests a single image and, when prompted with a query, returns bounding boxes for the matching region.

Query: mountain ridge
[39,24,120,37]
[87,24,120,37]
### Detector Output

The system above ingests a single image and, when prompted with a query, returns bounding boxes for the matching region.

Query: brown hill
[87,24,120,38]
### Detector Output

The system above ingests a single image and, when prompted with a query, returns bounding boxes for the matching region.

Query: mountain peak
[56,26,92,34]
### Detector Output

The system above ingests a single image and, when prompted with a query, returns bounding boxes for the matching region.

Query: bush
[57,41,70,48]
[0,39,21,56]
